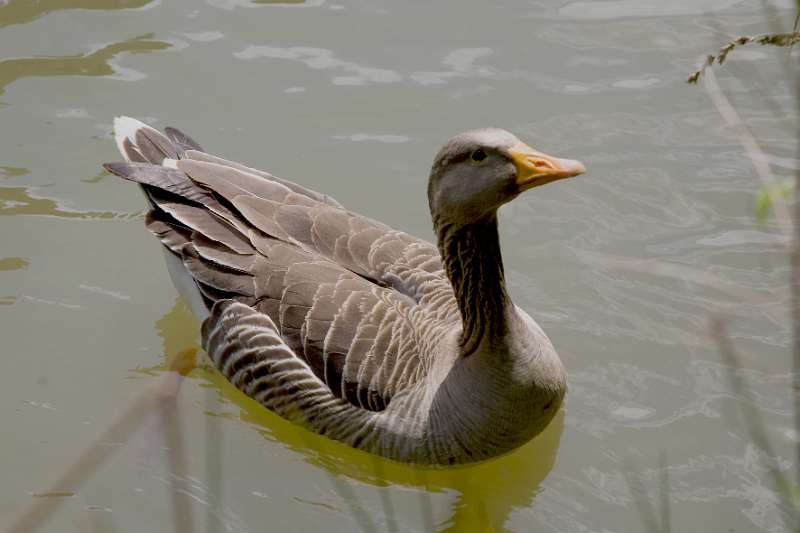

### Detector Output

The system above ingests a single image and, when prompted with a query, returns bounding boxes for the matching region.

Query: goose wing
[202,300,380,446]
[106,118,434,411]
[176,150,447,303]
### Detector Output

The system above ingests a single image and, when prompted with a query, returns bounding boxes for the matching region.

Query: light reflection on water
[0,0,797,531]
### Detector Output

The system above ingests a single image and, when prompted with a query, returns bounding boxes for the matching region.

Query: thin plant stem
[791,6,800,495]
[369,455,399,533]
[285,415,378,532]
[414,470,436,531]
[658,451,671,533]
[792,54,800,507]
[702,68,793,237]
[205,387,223,533]
[7,348,196,533]
[622,458,662,533]
[766,0,800,502]
[710,317,795,530]
[325,471,378,532]
[162,398,194,533]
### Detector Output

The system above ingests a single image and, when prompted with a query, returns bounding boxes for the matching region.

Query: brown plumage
[105,117,585,465]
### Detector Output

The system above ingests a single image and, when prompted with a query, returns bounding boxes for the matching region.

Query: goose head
[428,128,585,225]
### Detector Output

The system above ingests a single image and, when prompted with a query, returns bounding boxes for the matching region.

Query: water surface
[0,0,797,531]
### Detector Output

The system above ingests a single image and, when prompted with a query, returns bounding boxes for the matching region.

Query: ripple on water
[234,46,402,86]
[559,0,749,19]
[536,445,792,533]
[207,0,324,10]
[179,30,225,42]
[332,133,410,143]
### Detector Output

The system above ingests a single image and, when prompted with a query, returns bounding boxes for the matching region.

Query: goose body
[105,117,584,465]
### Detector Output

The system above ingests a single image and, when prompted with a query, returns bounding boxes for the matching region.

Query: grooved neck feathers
[435,215,509,356]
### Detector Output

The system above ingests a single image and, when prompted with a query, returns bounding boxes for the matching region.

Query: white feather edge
[113,116,166,163]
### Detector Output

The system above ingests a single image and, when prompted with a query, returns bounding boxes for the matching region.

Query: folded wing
[106,117,439,411]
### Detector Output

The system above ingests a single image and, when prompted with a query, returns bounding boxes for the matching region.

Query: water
[0,0,797,531]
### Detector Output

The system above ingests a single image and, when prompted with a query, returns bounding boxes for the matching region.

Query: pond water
[0,0,797,531]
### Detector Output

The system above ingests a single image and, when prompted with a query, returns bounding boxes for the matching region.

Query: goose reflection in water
[145,298,564,532]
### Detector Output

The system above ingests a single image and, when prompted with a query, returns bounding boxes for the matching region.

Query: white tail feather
[113,116,146,159]
[114,117,208,319]
[113,116,161,162]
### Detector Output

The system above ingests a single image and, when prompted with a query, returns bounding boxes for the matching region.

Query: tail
[113,116,203,164]
[106,117,216,320]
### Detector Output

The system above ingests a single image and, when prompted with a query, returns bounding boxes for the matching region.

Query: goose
[104,117,585,465]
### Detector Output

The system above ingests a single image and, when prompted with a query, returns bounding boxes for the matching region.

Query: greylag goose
[104,117,585,465]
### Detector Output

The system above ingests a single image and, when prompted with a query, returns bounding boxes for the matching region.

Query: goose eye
[469,149,488,164]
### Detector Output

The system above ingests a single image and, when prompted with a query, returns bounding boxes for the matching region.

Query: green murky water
[0,0,797,531]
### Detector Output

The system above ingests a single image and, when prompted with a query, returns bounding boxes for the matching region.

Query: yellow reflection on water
[0,166,29,178]
[0,0,155,29]
[0,33,170,95]
[153,298,564,532]
[0,186,142,218]
[0,257,29,271]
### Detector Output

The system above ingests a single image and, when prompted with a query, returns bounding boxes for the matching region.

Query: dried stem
[688,32,800,83]
[205,386,223,533]
[622,455,670,533]
[710,317,795,530]
[162,396,194,533]
[792,50,800,500]
[701,67,793,237]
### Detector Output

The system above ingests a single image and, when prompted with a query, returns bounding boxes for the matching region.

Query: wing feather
[107,119,439,414]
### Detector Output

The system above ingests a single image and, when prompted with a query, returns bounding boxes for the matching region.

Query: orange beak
[508,141,586,191]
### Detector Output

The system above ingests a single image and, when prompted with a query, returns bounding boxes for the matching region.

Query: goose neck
[435,214,510,356]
